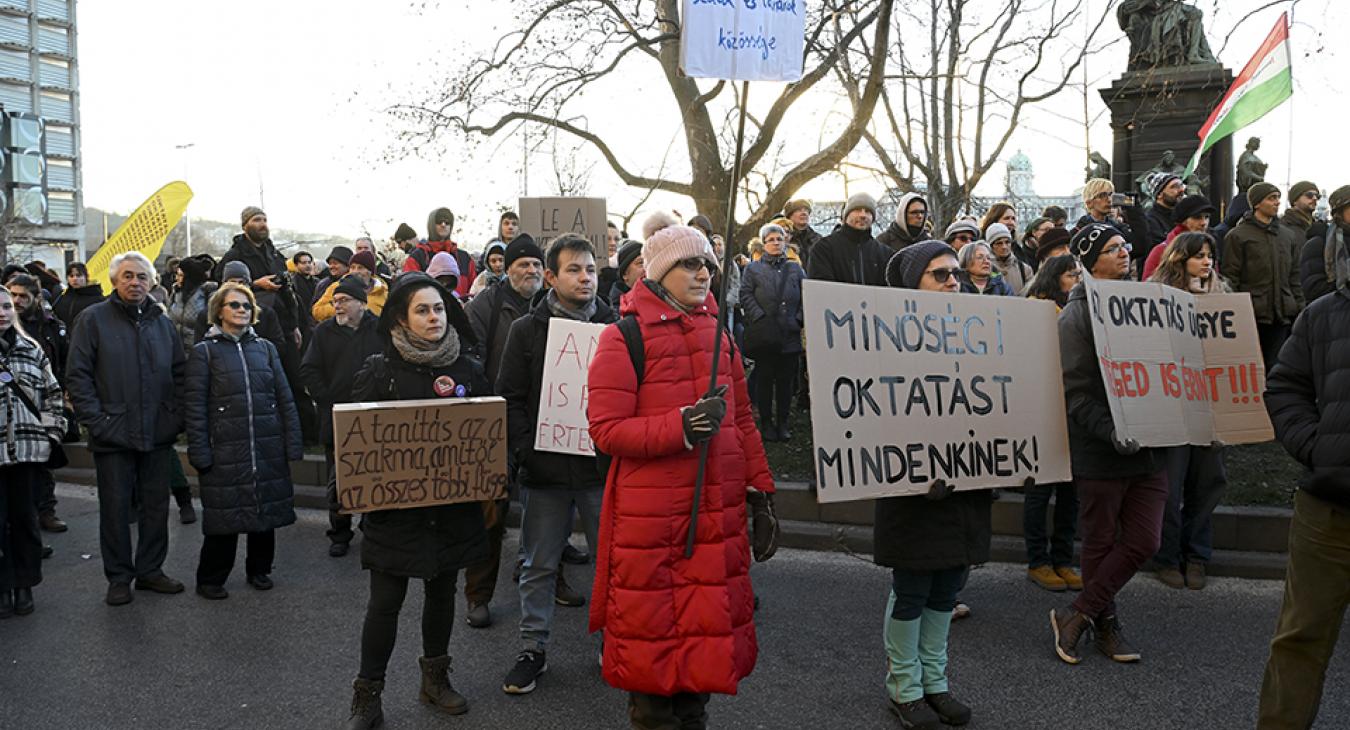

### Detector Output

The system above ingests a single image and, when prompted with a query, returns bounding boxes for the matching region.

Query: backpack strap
[616,314,644,385]
[409,247,430,272]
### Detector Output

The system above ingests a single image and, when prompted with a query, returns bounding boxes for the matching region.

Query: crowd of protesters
[1,173,1347,730]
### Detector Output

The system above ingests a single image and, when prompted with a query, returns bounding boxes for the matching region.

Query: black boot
[13,588,34,616]
[777,414,793,441]
[345,678,384,729]
[418,656,468,715]
[174,488,197,524]
[0,590,12,619]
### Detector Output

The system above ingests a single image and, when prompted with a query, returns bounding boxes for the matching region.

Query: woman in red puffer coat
[587,214,776,729]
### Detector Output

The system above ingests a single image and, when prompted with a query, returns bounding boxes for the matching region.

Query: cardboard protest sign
[536,319,606,456]
[519,197,607,253]
[802,280,1072,503]
[1196,294,1275,444]
[679,0,806,82]
[1085,277,1273,446]
[333,397,508,515]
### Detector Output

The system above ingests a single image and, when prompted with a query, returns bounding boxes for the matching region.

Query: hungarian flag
[1184,13,1292,177]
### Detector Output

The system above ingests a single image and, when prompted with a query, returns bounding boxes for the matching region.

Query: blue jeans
[1155,445,1227,566]
[519,487,602,648]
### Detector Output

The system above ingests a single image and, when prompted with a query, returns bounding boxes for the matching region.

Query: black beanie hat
[326,246,354,266]
[1071,223,1122,271]
[394,222,417,242]
[616,239,643,278]
[334,274,368,303]
[504,234,545,269]
[1247,181,1281,209]
[1172,195,1217,223]
[885,240,956,289]
[177,254,214,285]
[1036,227,1073,261]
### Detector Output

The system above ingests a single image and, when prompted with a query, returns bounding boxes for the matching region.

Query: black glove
[925,479,954,501]
[1110,429,1141,456]
[746,489,780,562]
[682,385,728,445]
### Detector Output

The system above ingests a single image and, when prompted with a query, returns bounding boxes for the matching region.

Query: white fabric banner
[679,0,806,81]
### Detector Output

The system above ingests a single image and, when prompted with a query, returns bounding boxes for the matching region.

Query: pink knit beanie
[642,215,719,284]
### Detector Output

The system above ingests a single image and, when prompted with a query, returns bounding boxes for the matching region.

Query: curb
[54,444,1292,581]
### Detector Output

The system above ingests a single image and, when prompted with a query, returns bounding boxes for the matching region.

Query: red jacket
[586,280,774,696]
[1143,224,1221,281]
[403,239,476,299]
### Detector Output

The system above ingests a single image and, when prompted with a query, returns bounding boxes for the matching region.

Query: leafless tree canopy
[392,0,1114,239]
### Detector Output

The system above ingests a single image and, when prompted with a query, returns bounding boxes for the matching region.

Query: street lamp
[175,142,195,256]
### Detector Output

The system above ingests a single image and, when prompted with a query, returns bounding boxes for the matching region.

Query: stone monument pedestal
[1100,63,1236,210]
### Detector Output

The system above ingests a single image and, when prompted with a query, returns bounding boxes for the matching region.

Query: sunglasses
[676,258,713,273]
[224,301,254,311]
[926,267,961,283]
[952,234,974,243]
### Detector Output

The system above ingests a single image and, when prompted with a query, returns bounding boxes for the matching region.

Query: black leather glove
[925,479,954,501]
[746,489,780,562]
[1110,429,1141,456]
[682,385,728,445]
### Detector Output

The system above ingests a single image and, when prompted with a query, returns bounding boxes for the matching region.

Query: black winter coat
[739,255,804,355]
[66,295,186,454]
[185,328,302,536]
[300,311,384,447]
[805,225,890,286]
[52,284,104,329]
[215,235,300,333]
[20,310,66,386]
[874,491,992,571]
[1299,224,1346,305]
[497,297,616,491]
[790,225,823,269]
[1265,289,1350,510]
[609,280,632,311]
[350,343,491,579]
[875,220,926,252]
[1058,284,1163,479]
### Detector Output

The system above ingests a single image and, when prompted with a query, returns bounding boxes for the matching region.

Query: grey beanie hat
[758,223,788,241]
[885,240,957,289]
[221,260,251,283]
[984,222,1012,243]
[843,192,877,218]
[944,219,981,241]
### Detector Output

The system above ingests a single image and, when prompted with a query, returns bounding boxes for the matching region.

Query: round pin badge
[433,375,456,397]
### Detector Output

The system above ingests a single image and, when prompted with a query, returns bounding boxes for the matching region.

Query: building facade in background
[0,0,81,271]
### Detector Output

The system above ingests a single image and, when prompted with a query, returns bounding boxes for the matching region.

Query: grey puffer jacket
[185,327,301,536]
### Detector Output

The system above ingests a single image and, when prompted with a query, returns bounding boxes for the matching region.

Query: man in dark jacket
[607,239,644,310]
[462,234,545,628]
[1050,223,1167,666]
[496,234,615,694]
[65,252,187,606]
[404,207,477,300]
[875,192,930,252]
[214,207,300,344]
[290,251,319,331]
[52,262,103,329]
[1224,182,1305,368]
[1300,185,1350,305]
[784,198,822,267]
[806,193,891,286]
[300,276,383,558]
[6,274,69,533]
[311,246,352,307]
[1280,181,1320,239]
[1256,278,1350,730]
[1142,171,1184,254]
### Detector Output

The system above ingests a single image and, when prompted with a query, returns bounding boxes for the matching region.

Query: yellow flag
[86,181,194,294]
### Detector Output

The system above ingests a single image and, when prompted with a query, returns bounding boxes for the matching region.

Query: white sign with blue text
[679,0,806,82]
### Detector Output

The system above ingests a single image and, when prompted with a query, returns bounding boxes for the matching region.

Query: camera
[1110,193,1137,208]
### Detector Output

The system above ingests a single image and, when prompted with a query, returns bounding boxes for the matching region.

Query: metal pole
[686,80,750,559]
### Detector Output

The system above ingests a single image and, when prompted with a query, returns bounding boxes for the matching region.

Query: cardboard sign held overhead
[1085,277,1273,447]
[679,0,806,82]
[802,280,1072,503]
[519,197,607,253]
[333,397,508,515]
[536,319,607,456]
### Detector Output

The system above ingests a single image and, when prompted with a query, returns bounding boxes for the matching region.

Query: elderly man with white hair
[66,251,188,607]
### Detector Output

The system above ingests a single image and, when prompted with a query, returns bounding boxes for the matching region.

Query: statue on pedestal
[1118,0,1217,70]
[1236,137,1268,193]
[1085,152,1112,182]
[1135,150,1199,194]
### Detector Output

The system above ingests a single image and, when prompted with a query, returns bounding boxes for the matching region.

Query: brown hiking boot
[1094,614,1141,662]
[418,655,468,714]
[1185,561,1207,590]
[1050,606,1091,665]
[1055,566,1083,591]
[345,677,384,729]
[1027,565,1067,592]
[1156,567,1185,590]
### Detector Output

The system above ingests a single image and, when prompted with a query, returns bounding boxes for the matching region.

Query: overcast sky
[78,1,1343,247]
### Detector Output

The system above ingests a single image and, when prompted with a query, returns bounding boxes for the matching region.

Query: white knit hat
[642,222,719,283]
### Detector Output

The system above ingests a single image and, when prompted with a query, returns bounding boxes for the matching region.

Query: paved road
[2,484,1347,729]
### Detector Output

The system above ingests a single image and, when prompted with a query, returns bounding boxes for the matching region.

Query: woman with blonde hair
[1147,231,1229,590]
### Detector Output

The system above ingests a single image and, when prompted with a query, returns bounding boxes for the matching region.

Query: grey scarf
[545,288,597,322]
[644,279,693,314]
[390,324,461,367]
[1324,224,1350,292]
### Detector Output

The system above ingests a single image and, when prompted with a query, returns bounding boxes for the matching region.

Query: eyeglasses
[764,236,784,244]
[926,267,961,283]
[224,301,254,311]
[952,234,974,243]
[1065,269,1084,279]
[676,258,712,273]
[1101,242,1132,256]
